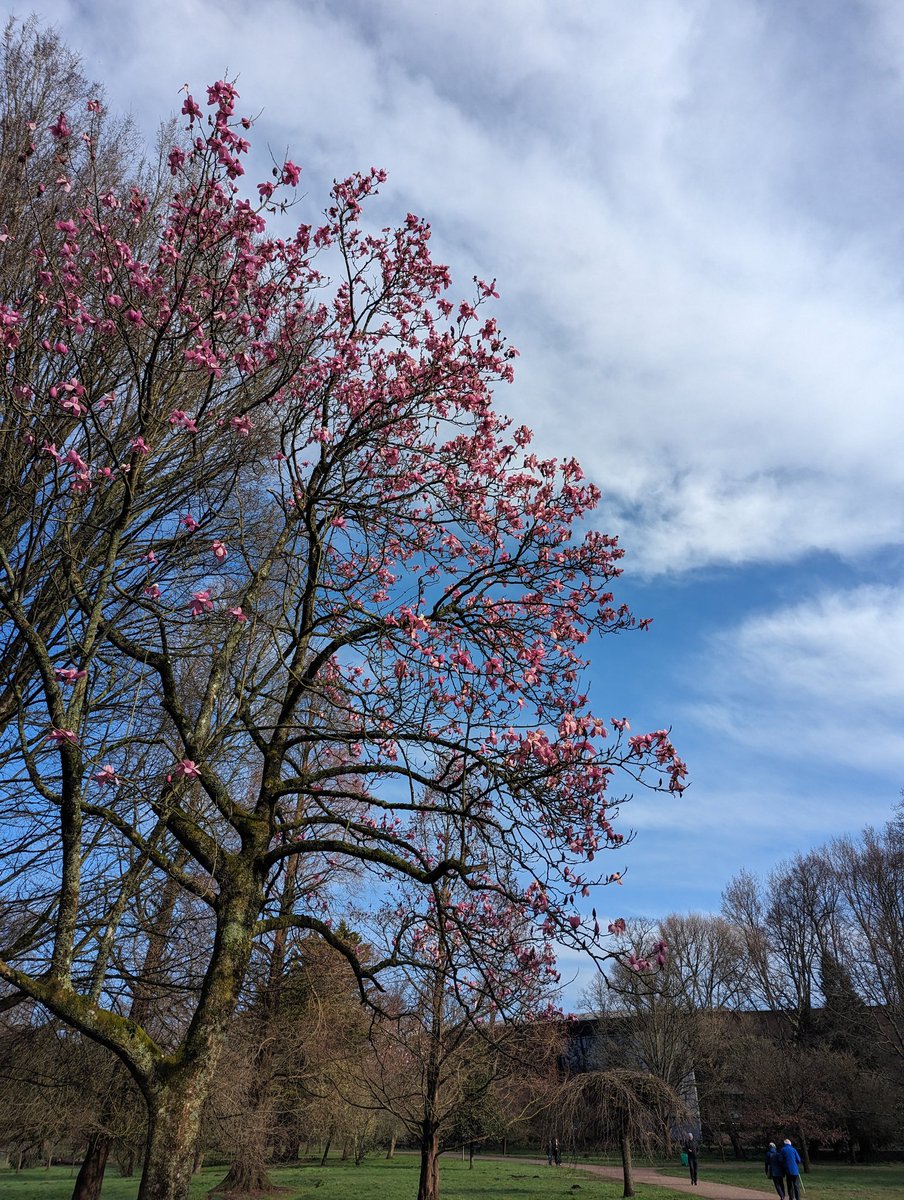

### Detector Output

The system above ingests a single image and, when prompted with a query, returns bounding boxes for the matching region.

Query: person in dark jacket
[779,1138,802,1200]
[764,1142,785,1199]
[684,1134,699,1186]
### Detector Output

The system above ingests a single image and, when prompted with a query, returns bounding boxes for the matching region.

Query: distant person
[779,1138,802,1200]
[546,1139,554,1166]
[553,1137,561,1167]
[764,1141,785,1199]
[684,1134,699,1186]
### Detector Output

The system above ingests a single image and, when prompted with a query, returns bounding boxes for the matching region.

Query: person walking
[553,1137,562,1167]
[764,1141,786,1199]
[546,1139,554,1166]
[779,1138,802,1200]
[684,1134,699,1186]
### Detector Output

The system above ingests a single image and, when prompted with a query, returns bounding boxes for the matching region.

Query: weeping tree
[0,29,686,1200]
[564,1069,682,1198]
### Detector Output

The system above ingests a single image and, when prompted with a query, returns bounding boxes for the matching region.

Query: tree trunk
[212,1156,273,1194]
[274,1127,300,1163]
[798,1129,811,1173]
[320,1134,332,1166]
[72,1135,111,1200]
[417,955,446,1200]
[117,1146,137,1177]
[620,1131,634,1198]
[417,1127,441,1200]
[138,1085,206,1200]
[385,1135,396,1160]
[211,1072,275,1194]
[133,876,258,1200]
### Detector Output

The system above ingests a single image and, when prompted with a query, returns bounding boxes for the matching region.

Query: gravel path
[510,1157,777,1200]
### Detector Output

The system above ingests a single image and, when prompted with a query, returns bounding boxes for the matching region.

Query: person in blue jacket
[764,1142,785,1199]
[779,1138,802,1200]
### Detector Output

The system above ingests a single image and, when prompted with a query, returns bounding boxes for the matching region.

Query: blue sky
[26,0,904,989]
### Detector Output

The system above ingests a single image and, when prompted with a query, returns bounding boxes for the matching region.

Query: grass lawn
[0,1156,693,1200]
[5,1157,901,1200]
[653,1160,904,1200]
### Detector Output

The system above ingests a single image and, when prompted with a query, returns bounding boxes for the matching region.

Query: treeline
[587,808,904,1164]
[0,927,562,1189]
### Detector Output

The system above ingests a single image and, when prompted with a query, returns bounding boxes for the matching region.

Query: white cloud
[690,584,904,772]
[27,0,904,578]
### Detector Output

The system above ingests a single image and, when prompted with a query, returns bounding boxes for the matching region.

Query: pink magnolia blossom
[173,759,201,779]
[49,112,71,139]
[230,415,253,437]
[58,394,86,418]
[47,728,78,746]
[181,94,202,121]
[87,98,103,114]
[168,409,198,432]
[130,436,151,455]
[182,513,199,531]
[94,764,118,786]
[228,606,247,622]
[211,540,228,562]
[144,584,162,599]
[190,590,214,617]
[54,667,87,684]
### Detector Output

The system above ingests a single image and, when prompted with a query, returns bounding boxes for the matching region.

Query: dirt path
[509,1157,777,1200]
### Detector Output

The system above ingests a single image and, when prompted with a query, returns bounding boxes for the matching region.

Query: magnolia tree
[0,63,685,1200]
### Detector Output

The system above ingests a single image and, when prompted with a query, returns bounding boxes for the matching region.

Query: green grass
[653,1160,904,1200]
[4,1157,902,1200]
[0,1157,691,1200]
